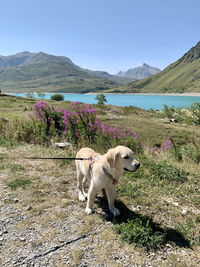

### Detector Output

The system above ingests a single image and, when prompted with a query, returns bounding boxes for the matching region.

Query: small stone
[132,205,141,211]
[58,237,65,243]
[180,249,187,255]
[24,205,32,211]
[172,202,179,207]
[54,142,71,149]
[19,237,26,242]
[182,209,188,215]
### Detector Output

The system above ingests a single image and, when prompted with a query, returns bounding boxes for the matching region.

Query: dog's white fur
[75,146,140,216]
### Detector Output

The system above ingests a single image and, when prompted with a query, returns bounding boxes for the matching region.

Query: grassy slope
[125,59,200,93]
[1,95,200,145]
[0,95,200,266]
[111,42,200,93]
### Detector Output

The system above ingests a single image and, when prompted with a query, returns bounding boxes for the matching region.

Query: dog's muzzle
[124,162,140,172]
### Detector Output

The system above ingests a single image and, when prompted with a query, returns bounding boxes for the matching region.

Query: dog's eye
[124,155,129,159]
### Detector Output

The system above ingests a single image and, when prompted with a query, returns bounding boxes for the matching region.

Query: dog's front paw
[111,207,120,217]
[85,207,93,215]
[79,193,86,202]
[83,192,88,198]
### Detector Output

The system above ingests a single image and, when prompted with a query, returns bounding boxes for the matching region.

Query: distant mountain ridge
[0,51,138,93]
[117,41,200,93]
[0,52,120,93]
[83,69,136,84]
[117,63,161,80]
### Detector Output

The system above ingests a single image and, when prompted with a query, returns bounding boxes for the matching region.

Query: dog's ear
[107,149,119,168]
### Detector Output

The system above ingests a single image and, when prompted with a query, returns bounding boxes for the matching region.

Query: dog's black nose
[136,162,140,169]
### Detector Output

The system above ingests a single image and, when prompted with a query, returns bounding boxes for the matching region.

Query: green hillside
[114,41,200,93]
[0,52,119,93]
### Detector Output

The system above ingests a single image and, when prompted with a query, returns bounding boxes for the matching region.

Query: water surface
[12,93,200,110]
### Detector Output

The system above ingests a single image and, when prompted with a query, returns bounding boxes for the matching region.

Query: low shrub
[114,218,165,250]
[182,145,200,164]
[149,136,197,162]
[161,102,200,125]
[189,102,200,124]
[162,104,175,119]
[50,94,64,101]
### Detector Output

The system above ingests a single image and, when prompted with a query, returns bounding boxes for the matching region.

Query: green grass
[0,95,200,264]
[113,151,200,250]
[0,137,19,148]
[0,161,25,171]
[8,178,31,189]
[1,95,200,147]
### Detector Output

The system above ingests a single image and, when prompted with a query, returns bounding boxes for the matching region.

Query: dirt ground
[0,144,199,267]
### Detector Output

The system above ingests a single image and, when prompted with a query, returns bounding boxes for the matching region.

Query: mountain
[0,52,36,71]
[118,41,200,93]
[83,69,136,84]
[117,63,161,80]
[0,52,125,93]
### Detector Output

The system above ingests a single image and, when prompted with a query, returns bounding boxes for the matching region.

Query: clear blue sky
[0,0,199,74]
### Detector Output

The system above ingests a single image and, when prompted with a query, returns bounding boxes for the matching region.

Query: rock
[172,202,179,207]
[18,236,26,242]
[182,208,188,215]
[54,142,71,149]
[132,205,141,211]
[23,205,32,211]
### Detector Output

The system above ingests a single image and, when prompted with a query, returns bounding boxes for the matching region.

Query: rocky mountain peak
[117,63,161,80]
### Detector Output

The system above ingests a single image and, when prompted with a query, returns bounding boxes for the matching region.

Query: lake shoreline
[6,92,200,97]
[85,92,200,96]
[6,92,200,110]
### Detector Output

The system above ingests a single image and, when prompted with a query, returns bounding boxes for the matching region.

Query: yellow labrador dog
[75,146,140,216]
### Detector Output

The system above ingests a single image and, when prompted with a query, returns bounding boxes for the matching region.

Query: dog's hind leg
[82,176,88,198]
[77,170,86,202]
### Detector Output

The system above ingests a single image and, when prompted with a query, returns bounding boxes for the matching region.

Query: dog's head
[106,146,140,172]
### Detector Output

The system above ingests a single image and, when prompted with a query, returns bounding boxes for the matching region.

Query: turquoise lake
[12,93,200,110]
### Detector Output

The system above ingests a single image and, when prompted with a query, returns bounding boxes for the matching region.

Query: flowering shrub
[150,136,173,154]
[149,135,200,163]
[29,101,142,151]
[62,102,97,144]
[28,101,65,142]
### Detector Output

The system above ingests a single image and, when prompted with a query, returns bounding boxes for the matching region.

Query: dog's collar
[102,166,118,185]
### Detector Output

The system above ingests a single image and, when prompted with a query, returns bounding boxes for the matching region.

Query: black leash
[0,156,91,161]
